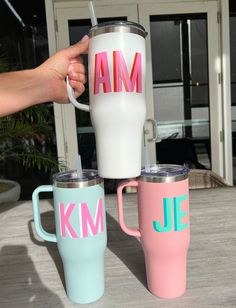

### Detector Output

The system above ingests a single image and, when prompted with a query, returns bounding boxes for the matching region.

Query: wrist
[32,67,53,103]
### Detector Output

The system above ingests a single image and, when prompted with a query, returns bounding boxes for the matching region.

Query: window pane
[190,19,209,107]
[150,18,181,82]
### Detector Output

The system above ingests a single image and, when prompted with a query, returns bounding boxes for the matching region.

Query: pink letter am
[59,203,78,238]
[94,52,112,95]
[113,51,142,93]
[80,198,104,238]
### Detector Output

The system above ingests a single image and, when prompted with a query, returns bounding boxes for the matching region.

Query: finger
[70,55,83,64]
[74,89,85,98]
[69,80,85,95]
[68,71,87,84]
[64,35,89,59]
[68,63,86,75]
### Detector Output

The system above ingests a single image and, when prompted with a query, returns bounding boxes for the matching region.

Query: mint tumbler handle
[117,180,141,237]
[32,185,57,243]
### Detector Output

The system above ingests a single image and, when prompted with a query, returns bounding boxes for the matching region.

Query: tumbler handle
[117,180,141,238]
[66,76,90,112]
[32,185,57,243]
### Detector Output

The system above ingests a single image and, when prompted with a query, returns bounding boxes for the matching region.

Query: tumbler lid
[139,164,189,183]
[53,170,103,188]
[89,21,147,38]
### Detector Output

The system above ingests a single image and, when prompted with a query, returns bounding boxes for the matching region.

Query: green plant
[0,105,63,173]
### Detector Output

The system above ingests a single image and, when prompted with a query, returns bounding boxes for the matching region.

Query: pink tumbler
[117,164,190,299]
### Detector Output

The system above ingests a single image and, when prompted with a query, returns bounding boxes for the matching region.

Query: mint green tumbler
[32,170,107,304]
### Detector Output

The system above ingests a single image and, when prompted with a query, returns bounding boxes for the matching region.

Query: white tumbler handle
[66,76,90,112]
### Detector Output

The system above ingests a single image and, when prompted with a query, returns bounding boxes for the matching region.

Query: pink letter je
[94,52,112,95]
[81,198,104,238]
[59,203,78,238]
[113,51,142,93]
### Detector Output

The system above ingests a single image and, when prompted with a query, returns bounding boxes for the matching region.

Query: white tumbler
[69,21,147,179]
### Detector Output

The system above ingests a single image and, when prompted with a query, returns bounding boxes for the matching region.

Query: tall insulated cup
[70,21,147,178]
[117,164,190,299]
[32,170,107,304]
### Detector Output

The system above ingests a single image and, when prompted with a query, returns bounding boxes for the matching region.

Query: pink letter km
[59,203,78,238]
[80,198,104,238]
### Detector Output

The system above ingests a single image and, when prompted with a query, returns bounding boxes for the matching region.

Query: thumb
[63,35,89,59]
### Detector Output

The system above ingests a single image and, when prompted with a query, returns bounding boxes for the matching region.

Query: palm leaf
[0,104,61,173]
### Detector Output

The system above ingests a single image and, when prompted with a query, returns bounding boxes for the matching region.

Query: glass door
[139,1,224,177]
[151,14,210,170]
[230,12,236,184]
[55,5,138,170]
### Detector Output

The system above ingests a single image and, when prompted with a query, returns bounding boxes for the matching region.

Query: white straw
[88,1,97,26]
[76,154,83,178]
[143,130,150,172]
[144,145,150,173]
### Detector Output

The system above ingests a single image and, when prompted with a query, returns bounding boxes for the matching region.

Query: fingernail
[80,35,89,43]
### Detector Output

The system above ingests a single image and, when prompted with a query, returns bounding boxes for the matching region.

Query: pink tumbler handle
[117,180,141,238]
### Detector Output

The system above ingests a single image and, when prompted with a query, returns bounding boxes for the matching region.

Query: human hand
[36,35,89,103]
